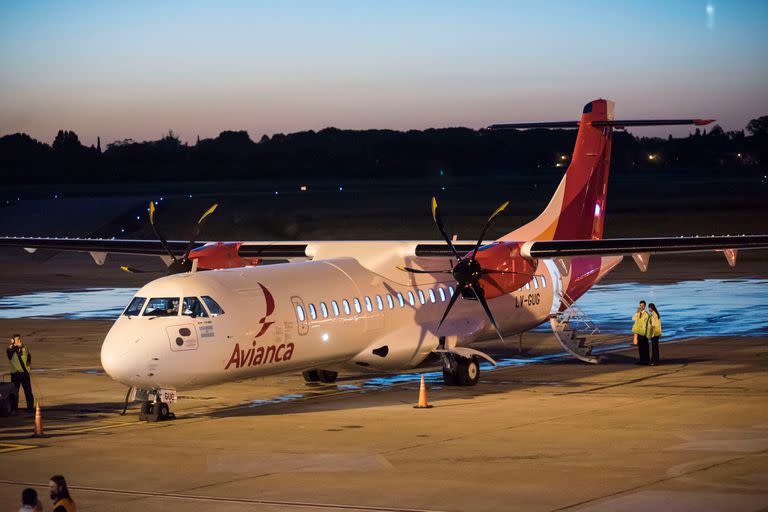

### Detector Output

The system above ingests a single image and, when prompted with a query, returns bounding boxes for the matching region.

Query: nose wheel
[139,398,175,422]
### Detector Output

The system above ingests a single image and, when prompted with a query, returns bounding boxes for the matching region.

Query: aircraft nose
[100,327,138,384]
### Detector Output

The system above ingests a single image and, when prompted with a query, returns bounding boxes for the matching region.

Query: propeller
[121,201,218,274]
[399,196,522,343]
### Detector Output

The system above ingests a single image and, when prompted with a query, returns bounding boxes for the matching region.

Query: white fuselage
[100,257,560,391]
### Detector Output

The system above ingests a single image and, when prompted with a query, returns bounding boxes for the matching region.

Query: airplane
[2,98,767,422]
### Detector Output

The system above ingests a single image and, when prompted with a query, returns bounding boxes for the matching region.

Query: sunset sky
[1,0,767,145]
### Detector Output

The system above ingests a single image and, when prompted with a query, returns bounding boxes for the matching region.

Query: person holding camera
[7,333,34,412]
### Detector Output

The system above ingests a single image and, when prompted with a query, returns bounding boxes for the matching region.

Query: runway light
[136,216,140,220]
[274,191,279,195]
[648,154,657,161]
[339,186,343,191]
[560,155,567,160]
[737,153,742,158]
[300,185,308,192]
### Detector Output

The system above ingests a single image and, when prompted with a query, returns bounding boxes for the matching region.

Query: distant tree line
[1,116,766,184]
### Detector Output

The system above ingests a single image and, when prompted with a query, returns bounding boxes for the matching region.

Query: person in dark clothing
[7,334,34,411]
[20,487,43,511]
[647,303,663,365]
[50,475,76,512]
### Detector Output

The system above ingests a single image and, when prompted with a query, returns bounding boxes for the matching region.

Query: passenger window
[124,297,146,316]
[331,300,340,316]
[540,275,547,288]
[525,282,531,290]
[428,289,436,303]
[386,294,394,309]
[309,303,317,320]
[143,297,179,317]
[417,290,426,305]
[407,291,415,306]
[296,304,305,322]
[365,296,373,312]
[532,277,539,289]
[448,286,454,297]
[343,299,352,315]
[376,295,384,311]
[354,298,362,314]
[201,296,225,316]
[320,302,329,318]
[438,288,446,302]
[182,297,208,317]
[397,293,405,307]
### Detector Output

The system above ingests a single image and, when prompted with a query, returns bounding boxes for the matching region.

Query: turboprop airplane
[2,98,767,421]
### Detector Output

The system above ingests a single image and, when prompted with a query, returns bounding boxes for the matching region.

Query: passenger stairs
[549,290,601,364]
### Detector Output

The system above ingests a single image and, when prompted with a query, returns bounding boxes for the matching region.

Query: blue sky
[1,0,767,144]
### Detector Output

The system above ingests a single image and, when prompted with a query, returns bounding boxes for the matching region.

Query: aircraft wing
[520,235,768,259]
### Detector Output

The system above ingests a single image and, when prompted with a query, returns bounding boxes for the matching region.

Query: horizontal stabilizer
[489,119,714,130]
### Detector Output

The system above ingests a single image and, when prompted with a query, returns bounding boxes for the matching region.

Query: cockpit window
[143,297,180,316]
[182,297,208,318]
[124,297,146,316]
[201,296,225,316]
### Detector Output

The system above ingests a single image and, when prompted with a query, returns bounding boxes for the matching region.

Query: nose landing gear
[136,389,176,422]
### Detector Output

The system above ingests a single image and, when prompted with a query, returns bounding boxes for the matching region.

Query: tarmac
[1,317,767,511]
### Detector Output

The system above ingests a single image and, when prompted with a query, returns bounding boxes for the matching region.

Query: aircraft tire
[139,401,152,421]
[318,370,338,383]
[0,397,10,417]
[442,367,458,386]
[457,356,480,386]
[302,370,321,383]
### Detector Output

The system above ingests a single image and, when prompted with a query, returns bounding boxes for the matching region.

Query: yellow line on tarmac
[57,421,137,434]
[0,443,38,454]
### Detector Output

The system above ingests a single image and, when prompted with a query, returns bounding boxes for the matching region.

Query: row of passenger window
[123,295,225,317]
[296,275,547,322]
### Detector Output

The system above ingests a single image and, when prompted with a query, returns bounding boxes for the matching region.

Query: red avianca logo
[255,282,275,338]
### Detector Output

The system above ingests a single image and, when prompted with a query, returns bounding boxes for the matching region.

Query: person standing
[647,303,662,365]
[631,301,650,364]
[7,334,34,411]
[19,488,43,512]
[50,475,76,512]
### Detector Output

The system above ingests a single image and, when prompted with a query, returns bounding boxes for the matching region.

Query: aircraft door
[291,296,309,336]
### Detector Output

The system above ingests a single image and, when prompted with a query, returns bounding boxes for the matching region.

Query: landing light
[321,333,329,342]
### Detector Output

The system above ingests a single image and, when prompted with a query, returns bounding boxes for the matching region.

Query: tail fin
[500,99,615,241]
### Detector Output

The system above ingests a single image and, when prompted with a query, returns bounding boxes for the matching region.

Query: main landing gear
[441,353,480,386]
[302,369,338,384]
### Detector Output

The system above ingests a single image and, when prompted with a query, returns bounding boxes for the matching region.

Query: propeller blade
[431,197,461,260]
[437,283,463,331]
[120,265,159,274]
[396,266,453,274]
[182,203,218,262]
[148,201,177,262]
[470,284,505,343]
[471,200,510,259]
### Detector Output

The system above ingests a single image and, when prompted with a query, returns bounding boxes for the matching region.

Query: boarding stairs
[549,290,601,364]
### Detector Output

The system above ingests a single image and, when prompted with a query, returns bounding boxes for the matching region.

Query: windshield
[182,297,208,317]
[143,297,180,317]
[201,296,224,316]
[124,297,146,316]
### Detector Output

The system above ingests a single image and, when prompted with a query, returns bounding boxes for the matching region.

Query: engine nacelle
[350,326,439,371]
[188,242,262,270]
[473,241,537,299]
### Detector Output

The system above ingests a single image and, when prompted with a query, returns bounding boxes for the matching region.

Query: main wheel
[0,398,10,417]
[456,356,480,386]
[441,354,459,386]
[302,370,321,383]
[157,402,170,419]
[139,401,152,421]
[318,370,338,383]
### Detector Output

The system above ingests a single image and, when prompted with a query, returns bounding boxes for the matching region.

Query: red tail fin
[501,99,614,241]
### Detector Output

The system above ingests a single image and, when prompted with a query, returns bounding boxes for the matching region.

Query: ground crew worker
[647,303,662,365]
[631,300,650,364]
[7,334,34,411]
[50,475,76,512]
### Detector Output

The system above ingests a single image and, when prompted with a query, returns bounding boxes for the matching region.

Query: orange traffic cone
[413,374,433,409]
[32,401,46,438]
